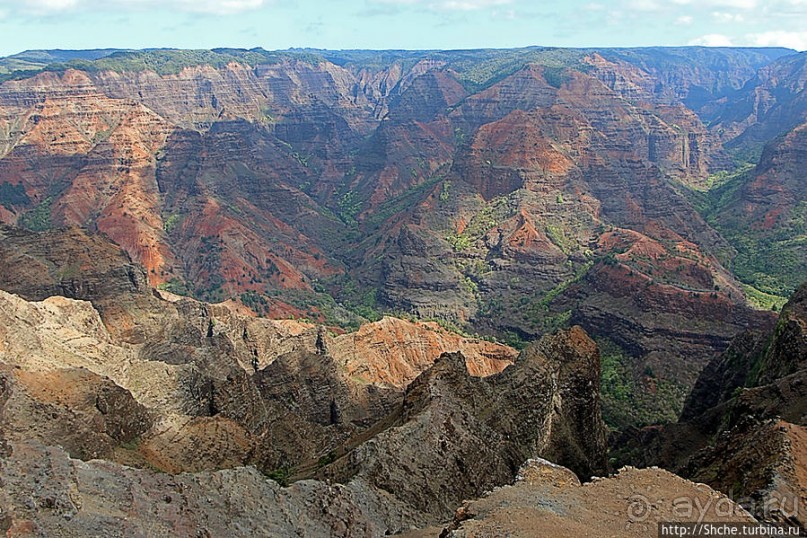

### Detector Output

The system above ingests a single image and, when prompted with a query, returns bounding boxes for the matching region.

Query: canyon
[0,45,805,535]
[0,224,780,536]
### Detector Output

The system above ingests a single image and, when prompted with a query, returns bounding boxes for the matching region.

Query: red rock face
[0,58,727,296]
[0,49,797,426]
[0,73,175,280]
[330,316,516,388]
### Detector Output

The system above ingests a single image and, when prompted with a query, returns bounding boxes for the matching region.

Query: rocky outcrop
[0,440,430,537]
[432,460,755,538]
[310,327,607,520]
[686,419,806,529]
[0,225,149,302]
[0,366,151,461]
[0,443,759,538]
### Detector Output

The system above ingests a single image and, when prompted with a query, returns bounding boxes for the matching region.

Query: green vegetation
[317,47,589,94]
[193,236,226,302]
[507,261,593,335]
[157,278,192,297]
[0,182,30,210]
[240,291,270,316]
[19,197,53,232]
[331,278,384,323]
[545,222,577,254]
[498,330,529,350]
[266,287,371,331]
[337,191,363,225]
[429,47,587,92]
[690,162,806,301]
[316,451,337,468]
[701,163,754,191]
[541,262,593,309]
[291,152,309,168]
[723,201,807,298]
[0,49,126,74]
[453,128,466,145]
[446,195,512,251]
[599,338,689,429]
[364,174,446,230]
[162,213,182,234]
[119,436,141,451]
[266,466,294,487]
[73,49,323,75]
[439,180,452,203]
[56,263,81,280]
[542,66,569,89]
[742,283,788,312]
[0,48,326,83]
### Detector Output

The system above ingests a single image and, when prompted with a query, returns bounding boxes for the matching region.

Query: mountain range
[0,45,805,536]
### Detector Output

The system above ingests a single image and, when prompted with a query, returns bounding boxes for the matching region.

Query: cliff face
[0,225,616,534]
[617,283,807,530]
[329,316,516,388]
[710,52,807,148]
[0,47,799,427]
[307,327,607,520]
[584,47,791,111]
[704,121,807,296]
[0,224,148,302]
[0,45,804,536]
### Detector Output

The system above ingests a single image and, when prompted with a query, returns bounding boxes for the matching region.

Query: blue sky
[0,0,805,57]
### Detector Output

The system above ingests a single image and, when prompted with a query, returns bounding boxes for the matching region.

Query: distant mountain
[0,48,129,74]
[710,51,807,155]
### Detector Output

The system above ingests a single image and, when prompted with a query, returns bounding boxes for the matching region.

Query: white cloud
[675,14,693,24]
[491,8,516,19]
[778,0,807,13]
[712,10,744,22]
[625,0,662,11]
[0,0,270,15]
[437,0,511,10]
[626,0,757,10]
[748,30,807,50]
[371,0,512,10]
[27,0,80,8]
[688,33,735,46]
[693,0,757,7]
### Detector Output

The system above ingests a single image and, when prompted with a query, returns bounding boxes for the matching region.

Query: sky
[0,0,806,57]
